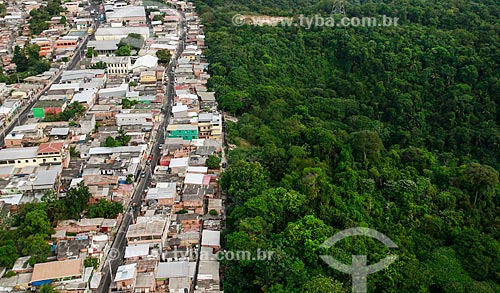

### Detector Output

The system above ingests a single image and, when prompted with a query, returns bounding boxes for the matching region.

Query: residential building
[144,182,177,206]
[95,27,150,41]
[4,124,45,147]
[32,100,67,118]
[72,89,97,108]
[116,112,154,127]
[92,56,131,75]
[126,218,168,247]
[166,124,198,140]
[106,6,147,26]
[113,263,137,292]
[30,259,83,287]
[80,114,96,134]
[87,40,120,56]
[31,38,52,57]
[54,36,79,50]
[139,71,156,84]
[131,55,158,72]
[197,112,222,139]
[0,141,65,168]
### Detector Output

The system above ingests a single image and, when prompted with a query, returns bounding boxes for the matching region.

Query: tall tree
[156,49,172,64]
[22,234,51,266]
[12,45,28,72]
[462,163,499,206]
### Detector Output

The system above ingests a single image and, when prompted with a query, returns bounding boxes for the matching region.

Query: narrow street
[95,11,186,292]
[0,3,100,147]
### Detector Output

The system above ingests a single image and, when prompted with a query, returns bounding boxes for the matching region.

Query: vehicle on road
[141,171,146,178]
[158,144,163,150]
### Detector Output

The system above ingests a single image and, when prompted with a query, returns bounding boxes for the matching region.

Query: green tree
[90,61,106,69]
[454,229,500,281]
[41,190,57,203]
[423,247,472,293]
[156,49,171,64]
[84,256,99,269]
[104,136,119,147]
[122,98,138,109]
[86,200,123,218]
[205,154,220,169]
[302,275,347,293]
[63,182,91,219]
[86,47,98,58]
[25,44,41,65]
[103,131,131,147]
[19,209,53,238]
[125,174,133,184]
[152,14,163,21]
[0,240,18,268]
[22,234,51,266]
[462,163,499,206]
[115,45,131,56]
[12,45,28,72]
[40,284,58,293]
[0,4,6,16]
[348,130,384,163]
[220,161,269,204]
[69,146,80,158]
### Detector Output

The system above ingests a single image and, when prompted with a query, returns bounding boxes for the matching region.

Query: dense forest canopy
[198,0,500,292]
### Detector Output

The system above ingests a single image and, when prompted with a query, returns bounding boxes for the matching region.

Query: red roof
[37,141,64,154]
[160,156,171,166]
[174,85,189,90]
[202,174,211,185]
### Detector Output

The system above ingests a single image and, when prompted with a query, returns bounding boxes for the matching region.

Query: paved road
[95,12,186,292]
[0,6,100,147]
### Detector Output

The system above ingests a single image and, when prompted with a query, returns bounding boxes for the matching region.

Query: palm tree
[39,284,59,293]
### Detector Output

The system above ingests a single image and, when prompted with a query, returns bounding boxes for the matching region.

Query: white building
[92,56,131,75]
[116,113,153,127]
[131,55,158,72]
[95,27,150,41]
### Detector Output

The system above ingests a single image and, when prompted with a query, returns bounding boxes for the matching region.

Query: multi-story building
[0,141,66,168]
[31,38,52,57]
[166,124,199,140]
[197,112,222,139]
[92,56,131,75]
[54,36,79,50]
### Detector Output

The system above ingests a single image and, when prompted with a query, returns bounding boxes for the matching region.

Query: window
[54,158,57,161]
[17,160,21,163]
[33,159,36,162]
[25,160,28,163]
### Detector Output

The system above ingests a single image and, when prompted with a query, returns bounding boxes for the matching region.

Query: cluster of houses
[0,0,226,292]
[0,0,100,130]
[103,1,224,292]
[0,0,97,71]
